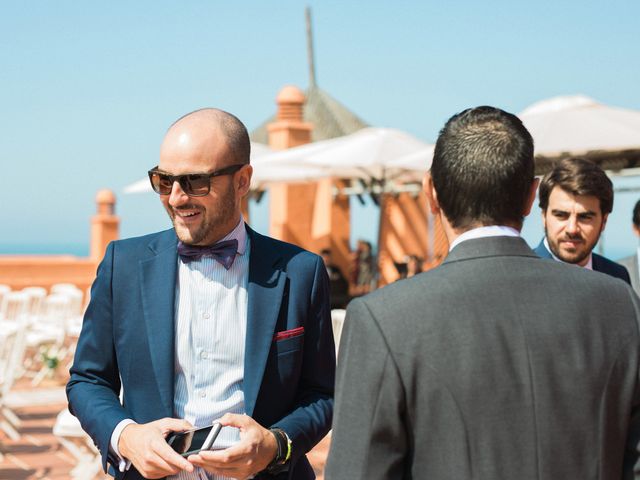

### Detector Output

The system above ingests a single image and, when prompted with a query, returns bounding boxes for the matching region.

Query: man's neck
[442,215,522,248]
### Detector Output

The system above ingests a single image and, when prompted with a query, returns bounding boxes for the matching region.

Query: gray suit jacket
[619,254,640,295]
[326,236,640,480]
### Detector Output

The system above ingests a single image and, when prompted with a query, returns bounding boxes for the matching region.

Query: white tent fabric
[256,127,432,181]
[385,145,435,183]
[519,95,640,157]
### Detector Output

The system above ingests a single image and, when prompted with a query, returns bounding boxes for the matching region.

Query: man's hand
[119,418,195,479]
[188,413,278,480]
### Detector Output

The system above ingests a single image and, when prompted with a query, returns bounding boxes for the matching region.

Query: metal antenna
[305,6,317,87]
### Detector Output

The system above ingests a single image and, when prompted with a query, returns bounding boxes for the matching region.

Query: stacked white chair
[22,286,48,318]
[51,283,81,294]
[0,291,30,441]
[49,284,86,372]
[0,284,11,308]
[53,409,102,480]
[28,293,72,385]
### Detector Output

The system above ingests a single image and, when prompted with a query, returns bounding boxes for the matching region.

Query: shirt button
[200,351,208,359]
[200,391,206,398]
[203,312,210,319]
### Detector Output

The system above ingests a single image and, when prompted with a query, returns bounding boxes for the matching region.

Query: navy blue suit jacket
[534,239,631,284]
[67,226,335,479]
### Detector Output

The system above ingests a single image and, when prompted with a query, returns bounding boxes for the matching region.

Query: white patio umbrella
[385,145,435,183]
[519,95,640,157]
[256,127,432,184]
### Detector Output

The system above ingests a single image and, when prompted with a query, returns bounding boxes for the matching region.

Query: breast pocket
[273,333,304,386]
[275,333,304,355]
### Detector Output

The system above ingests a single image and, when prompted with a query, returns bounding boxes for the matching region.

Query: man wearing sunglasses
[67,108,335,480]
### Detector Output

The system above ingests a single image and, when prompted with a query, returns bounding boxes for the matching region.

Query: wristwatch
[265,428,292,474]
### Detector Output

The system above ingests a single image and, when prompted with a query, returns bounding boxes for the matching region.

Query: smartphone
[166,423,222,457]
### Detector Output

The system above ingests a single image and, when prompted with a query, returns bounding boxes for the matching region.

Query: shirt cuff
[110,418,136,472]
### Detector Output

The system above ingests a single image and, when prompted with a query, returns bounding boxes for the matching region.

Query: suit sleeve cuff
[110,419,136,472]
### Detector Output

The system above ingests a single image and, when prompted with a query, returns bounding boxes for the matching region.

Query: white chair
[28,293,71,385]
[330,309,347,359]
[51,283,81,293]
[0,292,30,440]
[0,284,11,312]
[0,324,21,441]
[22,286,48,318]
[53,409,102,480]
[0,290,28,323]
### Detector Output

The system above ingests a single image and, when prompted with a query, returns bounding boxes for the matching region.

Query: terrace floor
[0,375,330,479]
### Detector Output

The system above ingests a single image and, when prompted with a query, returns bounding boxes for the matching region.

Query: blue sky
[1,1,639,258]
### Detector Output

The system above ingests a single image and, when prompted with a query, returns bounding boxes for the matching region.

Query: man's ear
[522,177,540,217]
[236,165,253,197]
[423,172,440,215]
[600,213,609,233]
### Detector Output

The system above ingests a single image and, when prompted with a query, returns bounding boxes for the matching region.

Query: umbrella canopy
[256,127,431,182]
[385,145,435,183]
[519,95,640,174]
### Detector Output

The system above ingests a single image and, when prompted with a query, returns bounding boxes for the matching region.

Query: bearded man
[67,108,334,480]
[534,157,630,283]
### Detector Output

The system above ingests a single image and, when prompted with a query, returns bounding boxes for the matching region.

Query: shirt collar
[543,237,593,270]
[449,225,520,251]
[219,217,248,255]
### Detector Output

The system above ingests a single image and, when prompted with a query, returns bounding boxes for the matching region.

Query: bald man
[67,109,335,480]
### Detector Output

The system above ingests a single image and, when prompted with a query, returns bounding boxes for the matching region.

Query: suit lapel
[244,227,287,417]
[591,254,605,273]
[139,230,178,416]
[533,239,553,259]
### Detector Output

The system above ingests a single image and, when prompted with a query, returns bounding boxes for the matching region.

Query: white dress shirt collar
[449,225,520,251]
[220,217,247,255]
[543,237,593,270]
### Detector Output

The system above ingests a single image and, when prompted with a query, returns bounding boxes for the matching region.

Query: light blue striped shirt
[171,219,249,480]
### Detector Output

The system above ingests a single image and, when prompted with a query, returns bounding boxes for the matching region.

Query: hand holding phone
[166,423,222,457]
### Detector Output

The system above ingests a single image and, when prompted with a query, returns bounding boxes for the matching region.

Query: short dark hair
[633,200,640,227]
[431,106,535,229]
[538,158,613,215]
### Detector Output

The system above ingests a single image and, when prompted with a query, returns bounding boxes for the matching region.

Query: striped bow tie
[177,239,238,270]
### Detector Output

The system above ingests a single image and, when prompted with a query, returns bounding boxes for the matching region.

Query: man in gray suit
[619,199,640,293]
[326,106,640,480]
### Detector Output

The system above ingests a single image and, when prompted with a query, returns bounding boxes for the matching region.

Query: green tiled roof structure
[250,85,369,143]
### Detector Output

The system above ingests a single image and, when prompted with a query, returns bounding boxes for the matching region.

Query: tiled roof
[250,86,368,143]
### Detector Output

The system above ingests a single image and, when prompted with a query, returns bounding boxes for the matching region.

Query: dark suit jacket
[534,239,631,284]
[67,226,335,480]
[326,236,640,480]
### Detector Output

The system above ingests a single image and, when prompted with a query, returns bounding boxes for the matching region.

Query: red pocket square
[274,326,305,341]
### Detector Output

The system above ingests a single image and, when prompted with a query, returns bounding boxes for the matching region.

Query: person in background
[405,255,423,278]
[326,106,640,479]
[534,157,630,283]
[618,199,640,293]
[395,255,423,281]
[353,240,375,295]
[320,248,350,309]
[67,108,335,480]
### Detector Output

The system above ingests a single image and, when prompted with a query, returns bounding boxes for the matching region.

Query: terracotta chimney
[90,189,119,260]
[267,85,313,150]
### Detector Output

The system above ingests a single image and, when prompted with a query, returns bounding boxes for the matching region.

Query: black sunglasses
[148,164,245,197]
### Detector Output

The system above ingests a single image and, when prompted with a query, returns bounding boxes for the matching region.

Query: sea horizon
[0,243,89,257]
